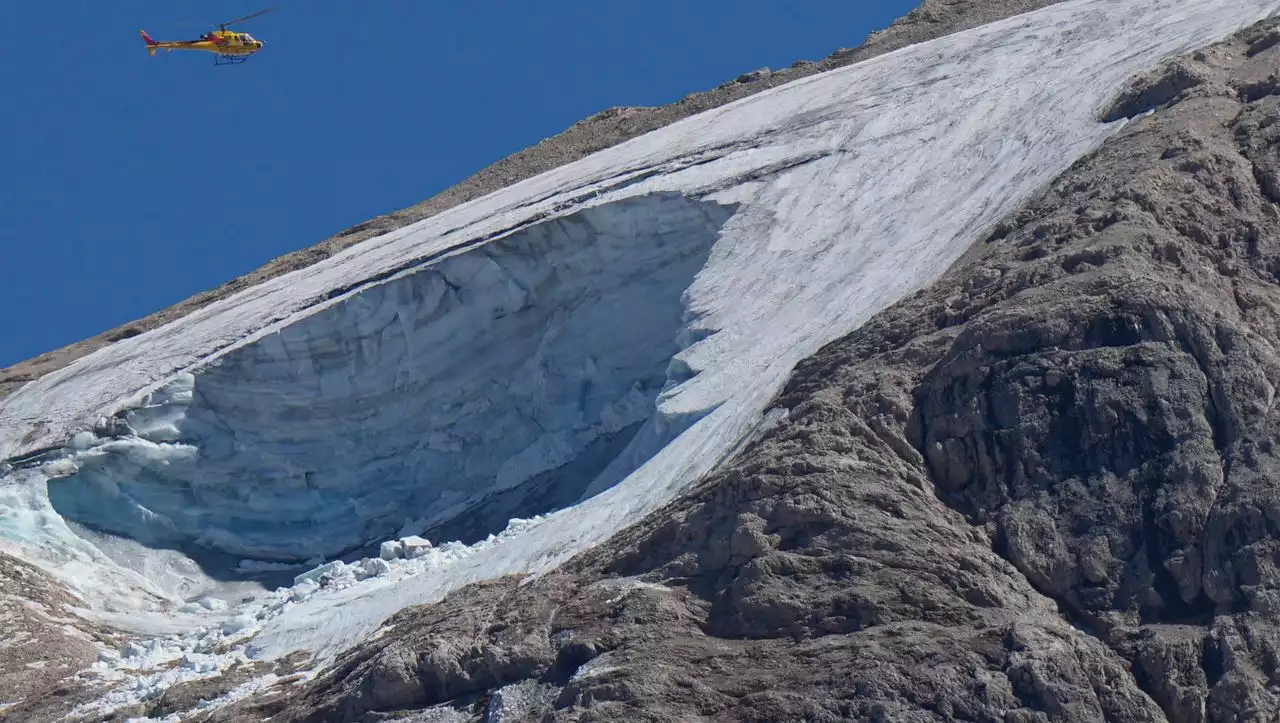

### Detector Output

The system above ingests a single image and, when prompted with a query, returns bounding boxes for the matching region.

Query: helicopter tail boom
[137,8,273,62]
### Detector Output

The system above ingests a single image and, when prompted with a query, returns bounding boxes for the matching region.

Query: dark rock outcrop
[0,553,125,723]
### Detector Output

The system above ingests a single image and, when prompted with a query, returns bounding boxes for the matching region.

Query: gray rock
[0,553,122,723]
[735,67,772,83]
[1100,57,1215,121]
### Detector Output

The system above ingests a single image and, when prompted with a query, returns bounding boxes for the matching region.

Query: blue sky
[0,0,916,368]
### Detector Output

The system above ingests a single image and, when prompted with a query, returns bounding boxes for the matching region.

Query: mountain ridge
[195,14,1280,722]
[16,1,1280,721]
[0,0,1064,405]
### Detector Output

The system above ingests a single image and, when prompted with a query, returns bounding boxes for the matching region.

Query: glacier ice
[43,194,734,562]
[0,0,1276,695]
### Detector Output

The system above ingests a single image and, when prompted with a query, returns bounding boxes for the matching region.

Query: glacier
[42,194,735,562]
[2,0,1279,696]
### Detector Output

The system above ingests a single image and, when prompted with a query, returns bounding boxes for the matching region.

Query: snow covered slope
[2,0,1278,673]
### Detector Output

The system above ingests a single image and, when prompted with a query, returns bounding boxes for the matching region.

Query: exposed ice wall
[44,195,734,561]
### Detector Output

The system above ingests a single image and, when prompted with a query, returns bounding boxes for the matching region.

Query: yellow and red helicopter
[140,8,274,66]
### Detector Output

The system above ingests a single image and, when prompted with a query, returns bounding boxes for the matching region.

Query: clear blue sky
[0,0,916,368]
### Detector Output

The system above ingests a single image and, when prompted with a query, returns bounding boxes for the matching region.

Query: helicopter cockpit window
[241,34,255,43]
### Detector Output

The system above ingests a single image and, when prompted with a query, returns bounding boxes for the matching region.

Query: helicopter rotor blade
[216,7,276,29]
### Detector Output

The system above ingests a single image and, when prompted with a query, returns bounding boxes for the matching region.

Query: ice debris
[379,540,403,561]
[76,517,543,719]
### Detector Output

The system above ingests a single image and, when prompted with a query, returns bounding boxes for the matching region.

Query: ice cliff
[42,195,734,561]
[3,0,1280,716]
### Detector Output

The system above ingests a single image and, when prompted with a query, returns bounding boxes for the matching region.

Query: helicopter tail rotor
[139,30,159,55]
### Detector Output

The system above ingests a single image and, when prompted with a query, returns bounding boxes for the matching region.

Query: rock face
[198,17,1280,723]
[0,552,120,723]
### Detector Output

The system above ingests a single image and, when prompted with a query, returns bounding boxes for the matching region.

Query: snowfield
[3,0,1280,714]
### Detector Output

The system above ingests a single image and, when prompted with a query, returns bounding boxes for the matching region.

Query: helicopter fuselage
[140,29,265,59]
[140,7,273,65]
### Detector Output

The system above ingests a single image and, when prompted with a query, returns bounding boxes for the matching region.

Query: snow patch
[485,680,561,721]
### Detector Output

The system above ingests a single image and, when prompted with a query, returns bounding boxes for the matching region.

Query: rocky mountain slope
[0,0,1065,404]
[9,1,1280,721]
[180,14,1280,723]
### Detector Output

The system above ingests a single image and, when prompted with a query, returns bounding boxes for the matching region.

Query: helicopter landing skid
[214,54,249,66]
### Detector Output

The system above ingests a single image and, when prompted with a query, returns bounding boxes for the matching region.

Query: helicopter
[140,8,274,66]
